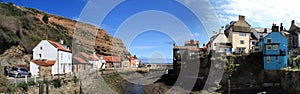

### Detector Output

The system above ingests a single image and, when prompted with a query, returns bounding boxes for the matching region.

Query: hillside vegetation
[0,2,130,68]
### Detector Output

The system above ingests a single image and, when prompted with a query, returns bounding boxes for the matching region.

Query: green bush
[42,15,49,24]
[73,76,79,84]
[6,84,16,93]
[17,82,28,91]
[0,75,8,93]
[50,79,61,88]
[27,81,35,86]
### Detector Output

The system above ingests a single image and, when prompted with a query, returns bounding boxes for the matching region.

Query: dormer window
[267,38,272,43]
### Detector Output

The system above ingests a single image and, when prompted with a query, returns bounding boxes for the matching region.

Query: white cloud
[211,0,300,28]
[193,32,200,37]
[72,16,79,21]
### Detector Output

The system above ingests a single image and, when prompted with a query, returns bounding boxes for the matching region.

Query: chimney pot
[60,40,64,44]
[220,26,224,34]
[280,23,283,31]
[239,15,245,21]
[272,24,279,32]
[264,28,267,33]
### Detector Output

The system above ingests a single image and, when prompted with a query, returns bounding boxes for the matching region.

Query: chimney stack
[292,20,295,25]
[60,40,64,44]
[264,28,267,33]
[212,31,216,35]
[272,24,279,32]
[239,15,245,21]
[280,23,283,31]
[219,26,224,34]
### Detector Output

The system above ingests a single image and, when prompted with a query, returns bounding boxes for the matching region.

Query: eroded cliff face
[0,2,130,67]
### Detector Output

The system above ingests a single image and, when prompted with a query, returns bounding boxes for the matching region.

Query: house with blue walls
[258,24,288,70]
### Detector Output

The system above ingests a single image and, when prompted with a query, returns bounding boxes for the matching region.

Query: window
[252,41,255,45]
[40,47,42,50]
[273,45,278,50]
[267,56,270,63]
[61,53,63,60]
[214,43,216,46]
[293,51,298,55]
[266,45,272,50]
[267,38,272,43]
[39,54,42,58]
[275,56,278,61]
[239,32,246,36]
[238,47,246,53]
[240,40,244,44]
[254,48,260,51]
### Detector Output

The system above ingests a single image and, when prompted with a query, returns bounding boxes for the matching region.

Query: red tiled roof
[48,40,71,52]
[31,60,56,66]
[79,52,89,59]
[103,56,121,63]
[74,57,88,64]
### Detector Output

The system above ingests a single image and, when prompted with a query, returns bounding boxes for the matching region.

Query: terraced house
[30,40,72,77]
[224,15,251,53]
[258,24,288,70]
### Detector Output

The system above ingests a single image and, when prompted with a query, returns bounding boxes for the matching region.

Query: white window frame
[267,38,272,43]
[240,40,244,44]
[266,45,272,50]
[273,45,278,50]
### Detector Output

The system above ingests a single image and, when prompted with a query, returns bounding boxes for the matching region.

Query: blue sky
[3,0,299,63]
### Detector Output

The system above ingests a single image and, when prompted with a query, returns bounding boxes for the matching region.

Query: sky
[2,0,300,63]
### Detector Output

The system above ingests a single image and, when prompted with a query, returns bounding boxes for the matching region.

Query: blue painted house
[258,24,288,70]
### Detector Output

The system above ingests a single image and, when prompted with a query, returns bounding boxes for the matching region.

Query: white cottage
[89,53,106,69]
[207,27,232,54]
[30,40,72,76]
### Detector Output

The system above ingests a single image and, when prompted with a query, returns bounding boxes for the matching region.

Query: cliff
[0,2,130,67]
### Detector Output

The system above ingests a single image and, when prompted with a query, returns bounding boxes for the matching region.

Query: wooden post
[46,79,49,94]
[34,76,37,83]
[39,83,44,94]
[25,75,28,83]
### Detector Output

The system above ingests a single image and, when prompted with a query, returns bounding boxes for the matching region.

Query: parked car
[9,67,31,78]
